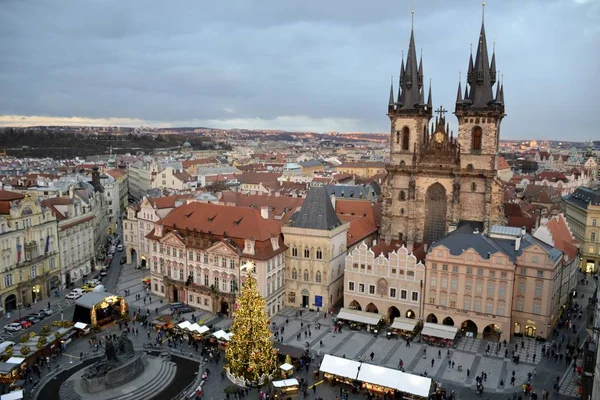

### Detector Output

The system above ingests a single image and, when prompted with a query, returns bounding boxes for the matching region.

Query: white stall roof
[272,378,299,388]
[280,363,293,371]
[0,390,23,400]
[213,330,233,341]
[421,323,458,340]
[189,324,209,334]
[5,357,25,365]
[336,308,382,326]
[178,321,192,330]
[399,372,432,398]
[358,363,403,391]
[74,322,88,330]
[319,354,360,380]
[390,318,418,332]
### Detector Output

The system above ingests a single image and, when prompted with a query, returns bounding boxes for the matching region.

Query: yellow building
[565,186,600,272]
[336,162,386,179]
[0,190,61,313]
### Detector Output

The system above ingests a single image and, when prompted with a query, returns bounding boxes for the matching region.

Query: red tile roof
[545,214,579,260]
[182,157,219,169]
[148,195,194,209]
[497,156,510,170]
[105,169,126,179]
[0,190,25,201]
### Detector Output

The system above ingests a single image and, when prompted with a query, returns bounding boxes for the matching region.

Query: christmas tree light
[225,273,277,383]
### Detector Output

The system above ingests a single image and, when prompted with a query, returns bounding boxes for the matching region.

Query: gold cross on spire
[435,106,448,119]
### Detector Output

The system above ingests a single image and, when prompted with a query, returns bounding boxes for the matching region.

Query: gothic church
[380,12,505,246]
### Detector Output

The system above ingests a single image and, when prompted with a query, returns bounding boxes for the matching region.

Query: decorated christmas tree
[225,273,277,383]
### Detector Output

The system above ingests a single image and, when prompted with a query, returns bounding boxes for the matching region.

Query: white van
[0,341,15,354]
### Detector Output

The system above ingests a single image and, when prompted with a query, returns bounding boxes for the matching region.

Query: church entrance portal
[423,183,447,245]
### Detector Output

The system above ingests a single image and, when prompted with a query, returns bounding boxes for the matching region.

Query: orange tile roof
[149,195,194,209]
[150,202,282,242]
[0,190,25,201]
[219,191,304,224]
[105,169,126,179]
[497,156,510,170]
[546,214,579,259]
[182,157,218,169]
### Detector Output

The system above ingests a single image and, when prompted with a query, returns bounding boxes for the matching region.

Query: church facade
[380,16,505,246]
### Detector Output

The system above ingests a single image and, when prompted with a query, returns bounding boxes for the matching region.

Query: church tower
[380,7,505,247]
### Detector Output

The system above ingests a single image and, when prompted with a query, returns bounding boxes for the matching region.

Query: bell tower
[387,10,433,169]
[455,3,505,172]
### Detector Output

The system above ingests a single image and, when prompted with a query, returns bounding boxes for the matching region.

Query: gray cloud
[0,0,598,139]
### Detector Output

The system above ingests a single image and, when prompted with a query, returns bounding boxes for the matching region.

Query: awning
[336,308,382,326]
[358,363,404,391]
[390,318,418,332]
[0,390,23,400]
[319,354,361,380]
[189,324,209,334]
[5,357,25,365]
[74,322,88,330]
[272,378,299,388]
[274,343,305,359]
[421,323,458,340]
[398,373,432,398]
[280,363,293,371]
[178,321,192,330]
[213,330,233,341]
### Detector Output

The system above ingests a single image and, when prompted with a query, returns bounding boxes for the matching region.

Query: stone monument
[81,332,146,393]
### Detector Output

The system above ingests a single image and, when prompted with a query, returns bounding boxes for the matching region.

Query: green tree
[225,274,277,382]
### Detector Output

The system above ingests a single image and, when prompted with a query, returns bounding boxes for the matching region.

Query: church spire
[427,79,433,108]
[388,76,395,112]
[456,75,463,104]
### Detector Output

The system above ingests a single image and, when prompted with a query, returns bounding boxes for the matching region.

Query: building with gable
[424,225,564,342]
[344,241,425,322]
[145,201,286,316]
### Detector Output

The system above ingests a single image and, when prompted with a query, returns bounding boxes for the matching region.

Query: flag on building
[16,244,22,263]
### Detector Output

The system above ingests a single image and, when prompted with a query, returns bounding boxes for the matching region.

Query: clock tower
[380,8,505,247]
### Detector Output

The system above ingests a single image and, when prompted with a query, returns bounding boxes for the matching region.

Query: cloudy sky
[0,0,598,140]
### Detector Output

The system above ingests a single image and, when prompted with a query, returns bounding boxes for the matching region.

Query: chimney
[260,206,269,219]
[521,226,527,236]
[372,239,377,247]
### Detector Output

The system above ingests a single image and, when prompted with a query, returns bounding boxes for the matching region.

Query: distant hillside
[0,128,230,158]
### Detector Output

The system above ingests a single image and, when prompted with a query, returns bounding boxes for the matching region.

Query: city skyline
[0,0,598,139]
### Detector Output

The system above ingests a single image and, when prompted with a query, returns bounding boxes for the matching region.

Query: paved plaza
[24,259,596,400]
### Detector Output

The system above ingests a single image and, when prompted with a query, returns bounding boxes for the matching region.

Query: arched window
[304,247,310,258]
[472,126,482,151]
[402,127,410,151]
[466,164,474,172]
[592,232,597,242]
[316,271,322,283]
[471,182,477,192]
[303,269,309,281]
[401,208,405,215]
[399,190,406,201]
[291,268,298,280]
[316,248,322,259]
[400,161,406,168]
[292,246,298,257]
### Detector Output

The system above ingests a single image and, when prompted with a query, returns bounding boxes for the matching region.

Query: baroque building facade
[145,201,286,317]
[380,16,505,246]
[0,191,61,313]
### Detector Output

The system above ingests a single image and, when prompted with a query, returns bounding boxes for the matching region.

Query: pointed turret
[418,53,424,86]
[388,77,395,113]
[463,84,471,104]
[397,59,405,105]
[395,27,424,113]
[456,81,463,104]
[497,83,504,104]
[427,82,432,108]
[467,52,474,84]
[490,50,497,84]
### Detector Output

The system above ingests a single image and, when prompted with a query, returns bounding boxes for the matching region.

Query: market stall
[335,308,383,332]
[389,318,420,340]
[279,362,293,378]
[73,292,128,328]
[210,329,233,349]
[0,363,21,383]
[74,322,91,337]
[272,378,299,397]
[0,390,23,400]
[358,363,431,399]
[319,354,361,388]
[420,323,458,347]
[274,343,305,363]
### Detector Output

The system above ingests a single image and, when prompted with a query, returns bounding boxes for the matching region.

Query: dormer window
[244,239,255,255]
[270,237,279,251]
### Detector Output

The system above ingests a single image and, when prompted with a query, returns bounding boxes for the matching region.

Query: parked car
[100,268,108,277]
[117,244,124,252]
[120,256,126,265]
[41,308,54,316]
[170,303,194,313]
[3,323,22,333]
[31,311,46,319]
[66,289,84,299]
[81,284,94,293]
[23,315,40,325]
[14,319,32,329]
